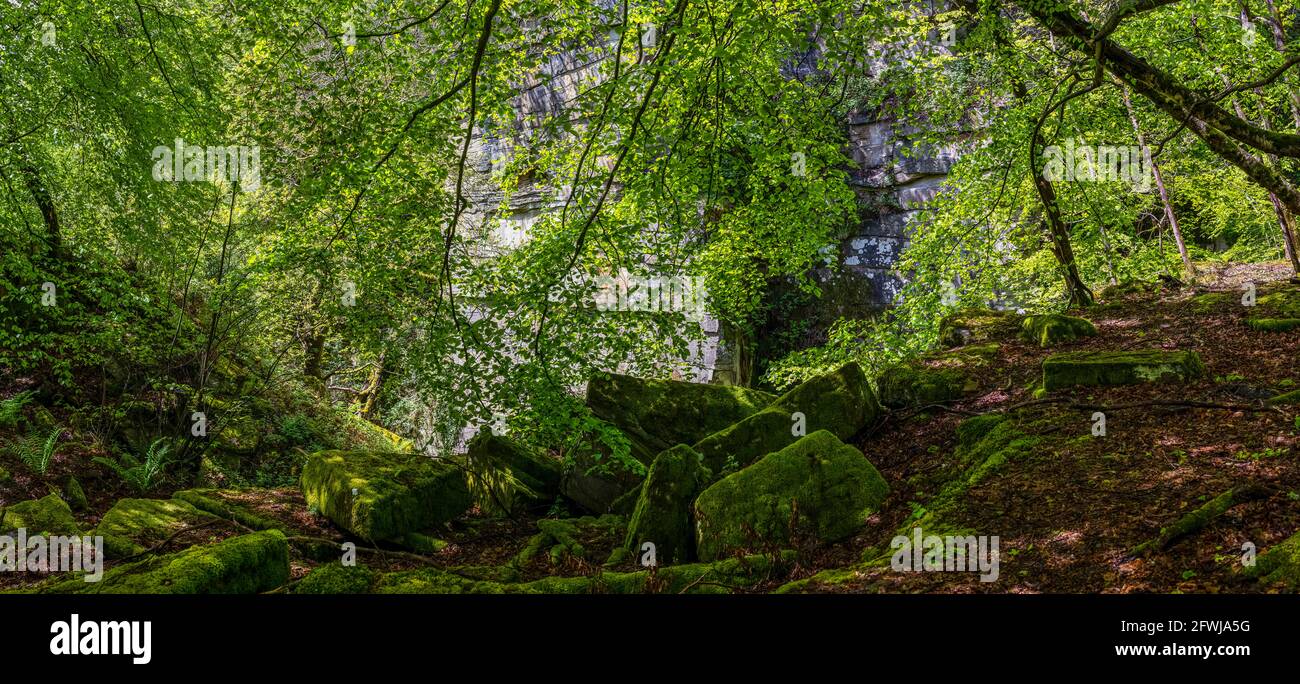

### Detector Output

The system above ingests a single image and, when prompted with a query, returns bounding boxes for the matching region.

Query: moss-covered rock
[586,373,776,461]
[1020,314,1097,347]
[1041,350,1204,391]
[937,308,1021,348]
[1245,318,1300,332]
[295,563,376,594]
[1247,529,1300,590]
[63,476,87,512]
[693,362,881,474]
[35,530,290,594]
[693,430,888,561]
[623,445,712,565]
[465,431,562,513]
[0,493,79,536]
[301,450,471,542]
[876,365,970,409]
[93,498,221,558]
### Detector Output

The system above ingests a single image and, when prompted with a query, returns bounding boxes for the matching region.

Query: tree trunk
[1120,84,1195,278]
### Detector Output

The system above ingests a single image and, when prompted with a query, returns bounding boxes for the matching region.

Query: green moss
[586,372,776,462]
[1100,280,1157,299]
[300,450,470,542]
[1247,530,1300,589]
[294,563,376,594]
[876,364,968,409]
[1189,291,1236,312]
[623,445,711,565]
[694,430,889,561]
[693,362,881,473]
[36,530,290,594]
[1268,389,1300,406]
[0,493,80,536]
[1257,289,1300,318]
[522,552,794,594]
[63,476,87,512]
[1020,314,1098,347]
[1245,318,1300,332]
[1041,350,1204,390]
[937,308,1021,348]
[513,515,626,568]
[171,489,281,531]
[398,531,448,553]
[374,567,524,594]
[93,498,221,558]
[1134,485,1268,556]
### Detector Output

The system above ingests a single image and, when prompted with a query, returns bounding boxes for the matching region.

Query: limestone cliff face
[459,37,962,382]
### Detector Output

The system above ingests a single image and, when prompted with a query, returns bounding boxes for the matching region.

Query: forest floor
[4,262,1300,594]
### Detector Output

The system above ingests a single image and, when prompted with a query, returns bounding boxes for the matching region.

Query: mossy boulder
[1247,529,1300,590]
[0,493,79,536]
[1257,289,1300,318]
[93,498,221,558]
[301,450,471,542]
[1041,350,1204,391]
[937,308,1021,349]
[465,431,562,513]
[692,362,881,474]
[586,373,776,462]
[295,563,376,594]
[623,445,712,565]
[1245,318,1300,332]
[1020,314,1097,347]
[693,430,889,561]
[877,365,971,409]
[35,530,290,594]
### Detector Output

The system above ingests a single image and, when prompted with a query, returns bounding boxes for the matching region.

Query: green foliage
[93,438,172,493]
[0,391,34,429]
[8,424,61,476]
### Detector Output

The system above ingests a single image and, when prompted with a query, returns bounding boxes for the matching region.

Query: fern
[10,425,60,475]
[0,391,34,429]
[94,438,171,493]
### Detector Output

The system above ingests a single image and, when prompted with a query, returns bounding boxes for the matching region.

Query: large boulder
[937,308,1021,349]
[301,450,471,542]
[93,498,221,558]
[692,362,880,474]
[1042,350,1204,390]
[623,445,712,565]
[0,493,79,536]
[465,431,562,513]
[35,530,290,594]
[877,365,970,409]
[693,430,889,561]
[586,373,776,462]
[1020,314,1097,347]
